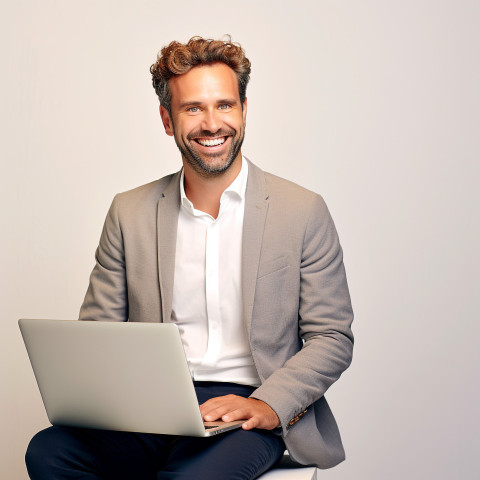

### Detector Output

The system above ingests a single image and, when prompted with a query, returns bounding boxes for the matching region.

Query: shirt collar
[180,156,248,211]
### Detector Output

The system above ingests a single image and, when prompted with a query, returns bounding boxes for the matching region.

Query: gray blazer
[79,159,354,469]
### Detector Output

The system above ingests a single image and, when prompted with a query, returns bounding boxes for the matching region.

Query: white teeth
[197,137,226,147]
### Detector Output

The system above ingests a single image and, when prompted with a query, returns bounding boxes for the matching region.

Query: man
[26,36,354,479]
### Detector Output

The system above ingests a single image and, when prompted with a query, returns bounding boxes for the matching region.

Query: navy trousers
[26,382,285,480]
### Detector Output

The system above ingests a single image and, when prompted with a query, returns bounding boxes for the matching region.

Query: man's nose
[201,109,222,134]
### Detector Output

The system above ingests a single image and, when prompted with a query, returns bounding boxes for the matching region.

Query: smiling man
[26,36,354,480]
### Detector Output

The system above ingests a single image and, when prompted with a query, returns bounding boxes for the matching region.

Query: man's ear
[160,105,174,136]
[242,98,247,127]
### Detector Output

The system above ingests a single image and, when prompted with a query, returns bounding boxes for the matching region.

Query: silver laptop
[19,319,244,437]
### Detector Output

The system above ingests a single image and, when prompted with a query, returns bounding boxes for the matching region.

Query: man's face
[160,62,247,177]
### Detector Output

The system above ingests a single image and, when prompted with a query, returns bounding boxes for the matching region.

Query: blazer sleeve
[79,195,128,322]
[251,194,354,436]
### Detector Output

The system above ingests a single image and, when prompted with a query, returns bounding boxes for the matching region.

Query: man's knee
[25,427,59,476]
[26,426,90,479]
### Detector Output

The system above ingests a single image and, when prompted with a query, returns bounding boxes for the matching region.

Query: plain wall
[1,1,479,478]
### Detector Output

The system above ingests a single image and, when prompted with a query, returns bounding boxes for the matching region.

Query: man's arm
[251,194,354,434]
[79,196,128,322]
[199,194,353,433]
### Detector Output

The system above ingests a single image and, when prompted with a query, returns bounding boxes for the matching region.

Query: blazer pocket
[253,263,293,324]
[257,257,290,279]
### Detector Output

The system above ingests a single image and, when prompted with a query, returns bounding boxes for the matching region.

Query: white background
[1,1,479,478]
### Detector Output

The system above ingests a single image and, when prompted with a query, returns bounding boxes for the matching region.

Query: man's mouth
[194,136,227,147]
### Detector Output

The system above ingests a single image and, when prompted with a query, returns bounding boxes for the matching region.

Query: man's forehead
[169,63,240,104]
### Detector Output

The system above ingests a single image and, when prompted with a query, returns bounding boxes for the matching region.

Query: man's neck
[182,155,243,219]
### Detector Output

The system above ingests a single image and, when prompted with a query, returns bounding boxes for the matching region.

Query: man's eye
[188,107,200,113]
[218,104,231,110]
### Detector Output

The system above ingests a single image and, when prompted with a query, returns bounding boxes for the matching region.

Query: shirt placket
[202,217,222,366]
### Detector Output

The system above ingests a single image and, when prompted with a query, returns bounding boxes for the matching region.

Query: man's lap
[158,426,284,479]
[26,382,285,480]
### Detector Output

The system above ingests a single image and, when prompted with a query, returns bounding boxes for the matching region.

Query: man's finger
[241,416,259,430]
[199,395,240,417]
[221,408,249,422]
[203,409,230,421]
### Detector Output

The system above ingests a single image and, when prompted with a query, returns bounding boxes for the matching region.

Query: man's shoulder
[253,165,326,215]
[264,171,318,199]
[245,159,329,221]
[111,172,179,207]
[265,175,330,231]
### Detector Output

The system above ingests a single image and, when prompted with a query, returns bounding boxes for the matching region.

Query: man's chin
[177,135,243,177]
[193,158,234,176]
[185,151,237,176]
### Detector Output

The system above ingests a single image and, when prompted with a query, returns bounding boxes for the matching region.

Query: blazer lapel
[157,170,182,323]
[242,159,269,337]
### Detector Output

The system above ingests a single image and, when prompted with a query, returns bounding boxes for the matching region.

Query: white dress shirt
[170,158,261,386]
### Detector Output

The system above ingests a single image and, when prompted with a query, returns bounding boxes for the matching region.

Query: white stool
[258,453,318,479]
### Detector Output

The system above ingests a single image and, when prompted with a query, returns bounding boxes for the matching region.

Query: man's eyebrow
[217,98,238,105]
[178,100,202,109]
[177,98,239,109]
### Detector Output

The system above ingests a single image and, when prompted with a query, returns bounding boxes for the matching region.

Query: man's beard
[174,125,245,178]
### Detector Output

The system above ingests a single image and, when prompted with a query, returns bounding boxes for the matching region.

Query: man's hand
[199,395,280,430]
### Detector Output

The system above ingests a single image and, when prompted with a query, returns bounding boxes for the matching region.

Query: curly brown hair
[150,36,251,115]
